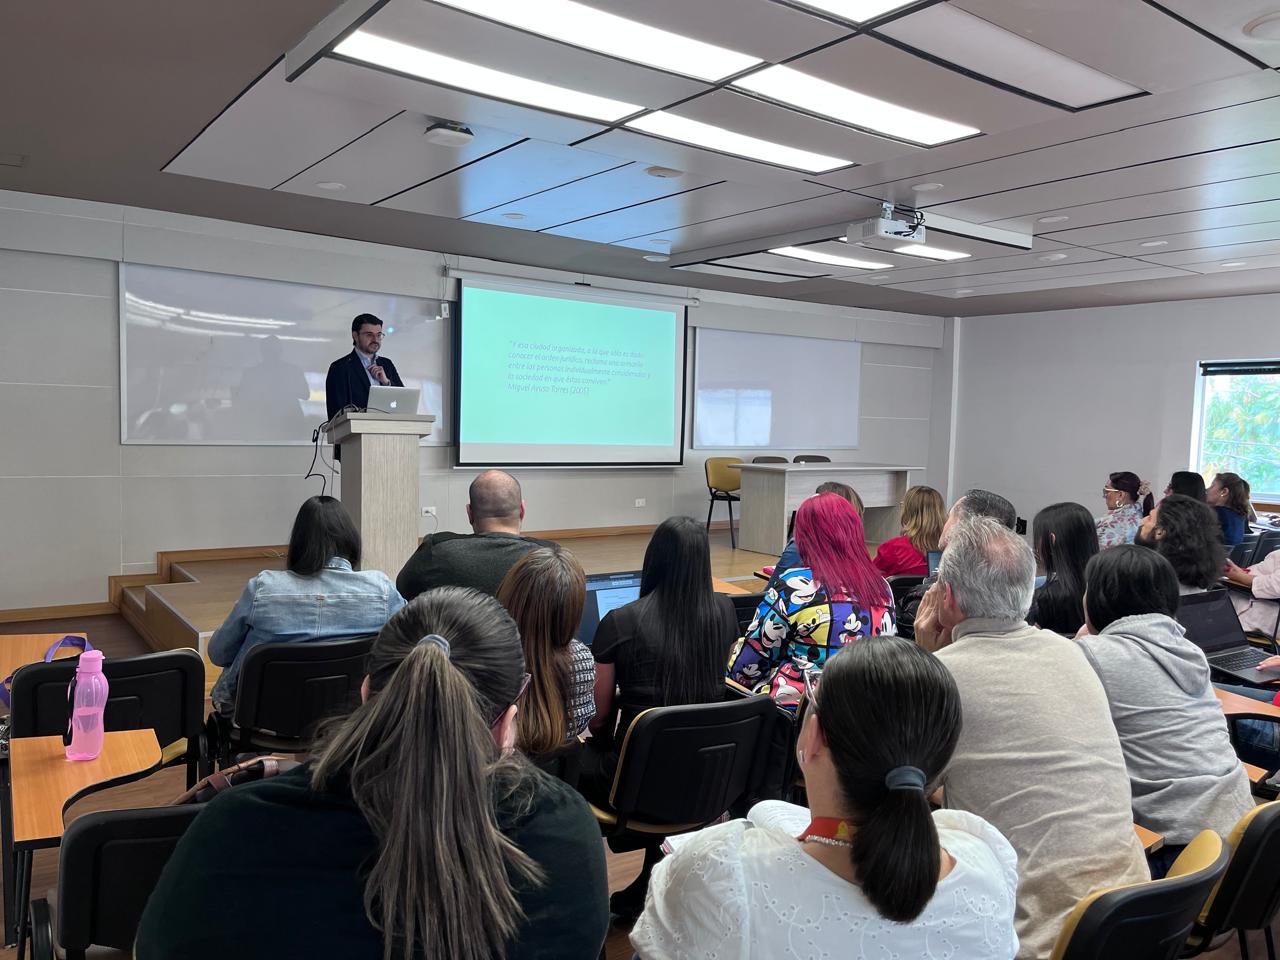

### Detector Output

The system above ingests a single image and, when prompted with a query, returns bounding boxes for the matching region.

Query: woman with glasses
[633,636,1017,958]
[1095,471,1154,549]
[137,588,610,960]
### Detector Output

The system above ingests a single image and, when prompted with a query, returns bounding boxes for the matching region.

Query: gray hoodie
[1077,613,1254,844]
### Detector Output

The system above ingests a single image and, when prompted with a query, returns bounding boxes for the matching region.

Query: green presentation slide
[459,286,679,447]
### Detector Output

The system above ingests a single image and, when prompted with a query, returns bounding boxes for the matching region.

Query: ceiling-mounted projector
[853,202,925,245]
[423,120,475,147]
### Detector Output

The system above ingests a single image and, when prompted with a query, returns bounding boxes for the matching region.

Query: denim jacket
[209,558,405,710]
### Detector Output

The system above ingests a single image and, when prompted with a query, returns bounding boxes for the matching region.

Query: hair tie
[884,765,926,792]
[418,634,451,657]
[1138,480,1152,496]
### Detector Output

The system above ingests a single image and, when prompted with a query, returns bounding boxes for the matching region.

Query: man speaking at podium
[325,313,405,421]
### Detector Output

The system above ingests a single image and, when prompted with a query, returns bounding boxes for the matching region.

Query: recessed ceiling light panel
[627,112,850,172]
[769,246,894,269]
[734,65,979,145]
[787,0,918,24]
[429,0,761,81]
[894,243,970,261]
[1221,261,1248,267]
[333,31,642,121]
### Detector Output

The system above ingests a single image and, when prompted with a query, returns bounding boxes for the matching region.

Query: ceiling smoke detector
[1038,253,1069,262]
[423,121,475,146]
[314,181,347,191]
[643,253,671,263]
[1243,12,1280,39]
[644,165,684,179]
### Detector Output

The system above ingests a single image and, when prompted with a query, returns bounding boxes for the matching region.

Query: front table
[7,730,161,955]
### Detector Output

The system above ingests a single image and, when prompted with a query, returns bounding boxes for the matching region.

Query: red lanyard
[798,817,854,844]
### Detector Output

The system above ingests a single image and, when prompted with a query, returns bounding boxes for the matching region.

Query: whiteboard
[120,264,450,445]
[693,327,861,449]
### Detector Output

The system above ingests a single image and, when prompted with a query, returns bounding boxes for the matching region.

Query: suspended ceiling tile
[296,55,604,144]
[931,139,1280,224]
[889,256,1168,292]
[664,89,923,168]
[276,112,522,204]
[712,252,834,277]
[576,0,854,63]
[355,0,708,109]
[379,139,624,217]
[1138,1,1280,69]
[545,180,838,246]
[842,246,1117,286]
[1137,237,1280,266]
[1044,195,1280,247]
[905,265,1195,297]
[674,263,810,283]
[1092,219,1280,257]
[164,61,398,189]
[1173,253,1280,275]
[464,163,721,231]
[779,34,1060,139]
[574,128,821,187]
[951,0,1259,92]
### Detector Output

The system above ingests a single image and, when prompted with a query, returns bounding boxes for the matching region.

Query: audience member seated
[1207,471,1251,547]
[1076,546,1253,876]
[1165,470,1207,501]
[208,495,404,715]
[1027,501,1097,636]
[581,516,739,804]
[729,493,895,707]
[768,480,864,588]
[1133,493,1226,594]
[916,517,1149,959]
[137,588,609,960]
[496,545,596,758]
[872,484,944,577]
[1095,471,1154,548]
[396,469,551,601]
[1226,546,1280,639]
[631,636,1017,959]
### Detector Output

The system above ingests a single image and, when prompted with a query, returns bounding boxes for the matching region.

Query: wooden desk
[727,463,921,555]
[6,730,160,955]
[0,634,85,698]
[1215,686,1280,719]
[711,578,751,596]
[1135,824,1163,854]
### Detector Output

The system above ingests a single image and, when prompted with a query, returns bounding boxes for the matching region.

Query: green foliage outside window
[1200,373,1280,500]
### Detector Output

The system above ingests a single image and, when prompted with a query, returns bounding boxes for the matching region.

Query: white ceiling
[19,0,1280,315]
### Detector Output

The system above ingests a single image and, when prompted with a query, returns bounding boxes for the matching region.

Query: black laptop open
[577,570,643,648]
[1177,589,1278,684]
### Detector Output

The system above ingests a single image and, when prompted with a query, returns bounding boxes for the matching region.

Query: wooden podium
[327,411,436,578]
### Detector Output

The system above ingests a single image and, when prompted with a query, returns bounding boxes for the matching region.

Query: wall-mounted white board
[120,263,449,444]
[693,326,861,449]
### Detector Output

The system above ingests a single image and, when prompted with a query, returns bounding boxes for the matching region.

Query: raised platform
[114,531,772,692]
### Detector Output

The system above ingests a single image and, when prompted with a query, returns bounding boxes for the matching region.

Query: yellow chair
[705,456,744,549]
[1182,801,1280,959]
[1050,830,1229,960]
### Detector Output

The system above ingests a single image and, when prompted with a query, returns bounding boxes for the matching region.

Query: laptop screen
[1176,590,1247,654]
[578,570,643,648]
[927,550,942,576]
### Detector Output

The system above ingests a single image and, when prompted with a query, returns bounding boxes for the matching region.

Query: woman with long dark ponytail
[137,588,609,960]
[632,636,1017,958]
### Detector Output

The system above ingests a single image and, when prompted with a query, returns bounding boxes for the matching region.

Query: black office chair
[527,739,584,789]
[751,455,787,464]
[212,636,373,767]
[588,696,775,917]
[28,805,203,960]
[887,574,926,608]
[1232,531,1263,567]
[1250,530,1280,567]
[792,454,831,463]
[9,649,207,787]
[724,679,800,809]
[728,592,766,634]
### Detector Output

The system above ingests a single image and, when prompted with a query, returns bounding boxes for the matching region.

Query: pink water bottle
[66,650,109,761]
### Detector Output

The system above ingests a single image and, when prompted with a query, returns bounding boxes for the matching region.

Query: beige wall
[0,189,952,609]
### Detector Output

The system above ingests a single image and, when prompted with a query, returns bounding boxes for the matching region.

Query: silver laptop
[365,385,420,416]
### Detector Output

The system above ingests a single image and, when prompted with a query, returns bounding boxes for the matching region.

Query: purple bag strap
[0,635,93,708]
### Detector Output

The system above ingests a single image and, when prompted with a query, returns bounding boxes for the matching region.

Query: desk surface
[1134,824,1163,853]
[711,578,751,596]
[9,730,161,847]
[1215,686,1280,719]
[0,634,85,693]
[728,462,922,474]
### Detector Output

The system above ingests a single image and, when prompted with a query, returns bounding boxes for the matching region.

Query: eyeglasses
[1103,486,1120,495]
[802,667,820,713]
[491,672,531,730]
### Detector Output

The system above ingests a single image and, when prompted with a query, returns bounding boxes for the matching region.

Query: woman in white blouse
[632,635,1018,960]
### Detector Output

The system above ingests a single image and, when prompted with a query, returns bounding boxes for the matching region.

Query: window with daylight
[1197,360,1280,503]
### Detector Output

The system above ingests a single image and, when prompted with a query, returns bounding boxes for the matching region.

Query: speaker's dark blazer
[325,350,404,421]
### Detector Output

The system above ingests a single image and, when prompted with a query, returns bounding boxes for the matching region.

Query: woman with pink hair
[729,493,895,707]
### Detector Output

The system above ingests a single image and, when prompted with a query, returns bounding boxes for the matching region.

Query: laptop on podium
[365,385,420,416]
[1177,589,1278,684]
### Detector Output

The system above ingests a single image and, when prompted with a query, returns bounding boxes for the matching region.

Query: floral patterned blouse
[1095,502,1143,549]
[727,566,895,707]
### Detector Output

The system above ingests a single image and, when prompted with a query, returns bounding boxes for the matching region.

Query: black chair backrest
[233,636,374,739]
[10,649,204,748]
[751,456,787,464]
[728,592,765,633]
[56,804,203,951]
[611,696,775,826]
[1205,802,1280,934]
[886,575,926,607]
[1249,529,1280,567]
[792,454,831,463]
[527,739,584,789]
[1231,531,1262,567]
